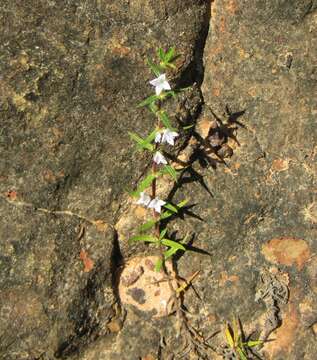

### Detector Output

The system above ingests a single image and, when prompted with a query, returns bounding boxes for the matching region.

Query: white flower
[153,151,167,165]
[155,132,162,143]
[161,129,179,145]
[154,128,179,146]
[149,74,171,95]
[148,198,166,213]
[136,192,151,207]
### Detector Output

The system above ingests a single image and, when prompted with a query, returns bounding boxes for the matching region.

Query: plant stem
[152,100,162,239]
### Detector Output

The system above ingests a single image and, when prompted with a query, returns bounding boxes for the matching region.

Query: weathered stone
[0,0,210,359]
[118,256,177,317]
[1,0,316,359]
[261,237,311,270]
[171,0,317,358]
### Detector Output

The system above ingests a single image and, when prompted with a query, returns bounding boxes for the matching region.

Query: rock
[118,255,177,317]
[172,0,317,358]
[1,0,316,359]
[0,0,210,358]
[261,237,311,270]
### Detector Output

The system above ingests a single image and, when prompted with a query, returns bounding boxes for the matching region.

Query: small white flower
[161,129,179,146]
[148,198,166,213]
[154,132,162,143]
[136,191,151,207]
[153,151,167,165]
[149,74,171,95]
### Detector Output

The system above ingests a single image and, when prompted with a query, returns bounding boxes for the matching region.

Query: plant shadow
[161,106,246,263]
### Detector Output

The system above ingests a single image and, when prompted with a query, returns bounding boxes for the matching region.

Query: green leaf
[160,90,176,100]
[164,247,178,260]
[237,347,248,360]
[176,199,189,208]
[163,165,177,181]
[129,190,139,198]
[146,57,161,77]
[160,199,188,220]
[129,132,154,151]
[160,209,174,220]
[158,111,174,130]
[165,47,175,62]
[149,102,159,114]
[137,94,159,108]
[166,63,176,69]
[163,202,178,213]
[183,124,195,130]
[129,234,158,243]
[157,47,165,62]
[137,173,156,193]
[244,340,263,348]
[159,228,168,240]
[138,219,156,232]
[161,239,186,251]
[155,259,163,272]
[145,129,158,144]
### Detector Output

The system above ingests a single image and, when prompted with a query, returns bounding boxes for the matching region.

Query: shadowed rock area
[0,0,316,359]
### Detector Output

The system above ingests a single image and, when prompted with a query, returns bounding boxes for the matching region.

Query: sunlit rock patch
[118,256,177,317]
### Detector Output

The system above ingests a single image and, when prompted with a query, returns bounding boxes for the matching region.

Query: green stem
[152,100,161,239]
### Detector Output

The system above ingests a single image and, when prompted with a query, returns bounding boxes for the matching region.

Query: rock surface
[0,0,316,359]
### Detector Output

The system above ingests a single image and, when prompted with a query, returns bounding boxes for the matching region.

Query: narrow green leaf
[163,165,177,181]
[138,219,156,232]
[157,48,165,61]
[183,124,195,130]
[176,199,189,208]
[128,131,144,145]
[166,63,176,69]
[244,340,263,348]
[129,190,139,198]
[158,111,174,130]
[149,102,159,114]
[163,202,178,213]
[165,47,175,62]
[155,259,163,272]
[129,234,158,243]
[137,94,159,108]
[159,228,168,240]
[146,57,161,77]
[145,129,158,144]
[160,199,188,220]
[137,173,156,192]
[161,239,186,251]
[160,209,174,220]
[160,90,176,100]
[129,132,154,151]
[237,347,248,360]
[164,247,178,260]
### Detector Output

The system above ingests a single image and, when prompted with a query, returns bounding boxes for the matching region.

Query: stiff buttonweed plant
[221,318,263,360]
[128,48,213,359]
[129,47,188,272]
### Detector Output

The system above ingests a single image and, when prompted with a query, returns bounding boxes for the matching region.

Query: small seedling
[222,318,263,360]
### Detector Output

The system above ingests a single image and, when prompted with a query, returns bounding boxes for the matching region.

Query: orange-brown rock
[262,238,311,270]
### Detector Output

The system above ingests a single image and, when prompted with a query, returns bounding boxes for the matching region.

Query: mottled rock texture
[0,0,209,359]
[0,0,316,359]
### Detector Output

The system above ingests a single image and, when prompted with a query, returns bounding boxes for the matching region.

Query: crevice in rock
[177,1,211,90]
[110,230,124,302]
